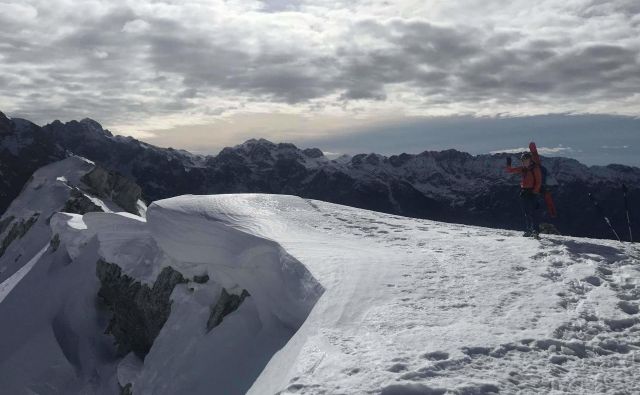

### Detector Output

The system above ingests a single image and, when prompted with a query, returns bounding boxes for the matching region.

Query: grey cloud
[142,16,343,103]
[259,0,304,13]
[579,0,640,17]
[1,1,639,127]
[331,19,640,105]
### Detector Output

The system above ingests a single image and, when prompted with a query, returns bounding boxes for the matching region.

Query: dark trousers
[520,189,540,233]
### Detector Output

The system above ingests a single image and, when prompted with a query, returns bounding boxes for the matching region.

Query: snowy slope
[0,157,148,395]
[154,195,640,395]
[1,192,639,394]
[0,156,146,286]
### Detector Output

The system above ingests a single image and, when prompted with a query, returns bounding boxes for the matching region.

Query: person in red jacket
[506,151,542,237]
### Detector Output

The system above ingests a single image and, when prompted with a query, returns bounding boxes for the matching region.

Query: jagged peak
[0,110,11,134]
[239,138,277,148]
[417,148,470,159]
[351,152,388,166]
[302,147,324,158]
[78,118,113,137]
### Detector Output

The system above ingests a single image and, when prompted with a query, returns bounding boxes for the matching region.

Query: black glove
[506,157,512,167]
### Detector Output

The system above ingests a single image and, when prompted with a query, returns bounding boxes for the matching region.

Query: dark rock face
[207,289,250,332]
[41,118,205,204]
[0,215,14,235]
[0,112,65,214]
[50,233,61,252]
[0,213,39,257]
[62,188,104,215]
[120,383,133,395]
[193,274,209,284]
[81,167,142,214]
[2,110,639,241]
[96,260,187,358]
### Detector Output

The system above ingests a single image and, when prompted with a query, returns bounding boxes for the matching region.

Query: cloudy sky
[1,0,639,164]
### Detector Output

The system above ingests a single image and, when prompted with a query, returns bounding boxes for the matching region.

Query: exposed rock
[0,215,14,235]
[539,223,561,235]
[0,111,11,135]
[3,112,640,241]
[96,260,187,357]
[50,233,60,252]
[206,289,251,332]
[303,147,324,158]
[0,213,39,257]
[193,274,209,284]
[62,188,103,215]
[0,114,65,215]
[120,383,133,395]
[81,167,142,215]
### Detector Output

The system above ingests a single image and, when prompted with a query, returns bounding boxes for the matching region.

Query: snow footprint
[423,351,449,361]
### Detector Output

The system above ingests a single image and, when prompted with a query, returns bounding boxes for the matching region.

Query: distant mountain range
[1,110,638,241]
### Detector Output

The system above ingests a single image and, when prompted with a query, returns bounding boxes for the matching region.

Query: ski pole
[588,193,621,242]
[622,184,633,243]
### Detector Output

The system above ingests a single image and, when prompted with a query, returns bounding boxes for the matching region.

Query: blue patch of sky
[303,114,640,166]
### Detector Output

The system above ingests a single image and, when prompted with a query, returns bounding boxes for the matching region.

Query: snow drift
[0,181,325,394]
[1,160,640,394]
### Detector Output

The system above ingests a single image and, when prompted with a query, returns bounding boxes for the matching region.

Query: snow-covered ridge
[1,190,640,394]
[0,156,145,284]
[0,193,326,394]
[3,111,639,240]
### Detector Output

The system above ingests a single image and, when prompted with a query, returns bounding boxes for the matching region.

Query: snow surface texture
[0,156,146,284]
[1,191,640,394]
[173,195,638,395]
[0,156,148,395]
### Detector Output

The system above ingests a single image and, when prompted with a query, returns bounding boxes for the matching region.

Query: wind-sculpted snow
[1,191,639,394]
[148,195,324,330]
[0,156,147,285]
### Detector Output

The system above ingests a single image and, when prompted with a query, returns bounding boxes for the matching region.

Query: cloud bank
[0,0,638,136]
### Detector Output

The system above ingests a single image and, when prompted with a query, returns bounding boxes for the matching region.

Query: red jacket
[506,164,542,193]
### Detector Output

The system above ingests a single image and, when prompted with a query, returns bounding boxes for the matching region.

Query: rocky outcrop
[62,188,103,215]
[120,383,133,395]
[0,112,65,215]
[96,260,187,357]
[0,213,39,257]
[0,215,14,235]
[207,289,251,332]
[0,111,11,135]
[193,274,209,284]
[50,233,61,252]
[81,167,142,215]
[3,111,639,240]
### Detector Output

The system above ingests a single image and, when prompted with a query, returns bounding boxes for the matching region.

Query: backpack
[539,165,548,192]
[532,163,557,218]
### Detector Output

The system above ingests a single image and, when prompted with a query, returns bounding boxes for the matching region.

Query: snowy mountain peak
[2,111,639,241]
[1,192,639,394]
[216,138,328,169]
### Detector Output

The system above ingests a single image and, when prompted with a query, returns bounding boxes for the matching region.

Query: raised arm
[506,166,523,174]
[505,156,523,173]
[529,142,540,165]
